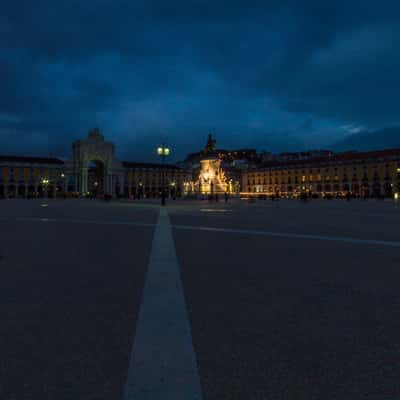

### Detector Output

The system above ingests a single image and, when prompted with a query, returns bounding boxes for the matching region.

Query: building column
[106,174,110,195]
[103,171,108,195]
[81,168,88,194]
[76,174,81,193]
[119,175,125,197]
[111,175,116,196]
[104,173,112,195]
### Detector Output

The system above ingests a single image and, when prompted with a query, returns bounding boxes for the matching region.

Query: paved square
[1,198,400,399]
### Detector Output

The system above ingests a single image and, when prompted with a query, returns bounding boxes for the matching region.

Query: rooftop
[122,161,183,170]
[0,155,65,165]
[255,148,400,170]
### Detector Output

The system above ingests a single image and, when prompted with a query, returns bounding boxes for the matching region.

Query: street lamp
[60,172,66,197]
[170,181,176,200]
[41,177,49,198]
[157,144,170,206]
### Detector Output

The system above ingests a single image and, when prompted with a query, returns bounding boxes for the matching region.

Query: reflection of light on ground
[40,204,48,207]
[200,208,231,213]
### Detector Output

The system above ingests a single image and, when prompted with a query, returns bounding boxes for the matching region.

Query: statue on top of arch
[88,127,104,141]
[204,133,216,155]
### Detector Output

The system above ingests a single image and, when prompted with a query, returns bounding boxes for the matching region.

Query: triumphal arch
[70,128,124,195]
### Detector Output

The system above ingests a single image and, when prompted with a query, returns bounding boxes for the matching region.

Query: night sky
[1,1,400,161]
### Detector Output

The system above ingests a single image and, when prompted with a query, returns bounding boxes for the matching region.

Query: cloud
[340,125,365,135]
[1,0,400,159]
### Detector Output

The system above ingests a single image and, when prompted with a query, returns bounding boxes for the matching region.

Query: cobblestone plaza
[1,198,399,399]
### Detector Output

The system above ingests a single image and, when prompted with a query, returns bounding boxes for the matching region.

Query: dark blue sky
[1,1,399,161]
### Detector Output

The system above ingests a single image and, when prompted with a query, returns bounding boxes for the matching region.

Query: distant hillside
[332,127,400,151]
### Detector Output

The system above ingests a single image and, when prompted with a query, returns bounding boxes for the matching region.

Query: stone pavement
[0,198,399,399]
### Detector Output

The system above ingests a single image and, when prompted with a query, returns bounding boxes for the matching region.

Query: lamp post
[157,144,170,206]
[41,177,49,198]
[60,172,66,197]
[171,181,176,200]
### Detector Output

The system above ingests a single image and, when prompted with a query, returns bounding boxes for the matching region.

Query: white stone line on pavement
[123,208,203,400]
[2,215,399,248]
[8,216,156,228]
[172,224,400,248]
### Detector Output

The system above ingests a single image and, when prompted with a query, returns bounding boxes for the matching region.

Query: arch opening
[87,160,105,197]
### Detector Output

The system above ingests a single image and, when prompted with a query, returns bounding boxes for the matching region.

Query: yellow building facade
[122,162,187,198]
[0,129,189,199]
[0,158,188,199]
[242,149,400,198]
[0,156,65,198]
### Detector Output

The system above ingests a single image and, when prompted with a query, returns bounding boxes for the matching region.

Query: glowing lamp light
[157,145,170,157]
[395,192,399,200]
[61,173,65,178]
[156,144,170,206]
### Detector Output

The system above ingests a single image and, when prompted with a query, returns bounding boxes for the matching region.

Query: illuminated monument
[198,134,228,194]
